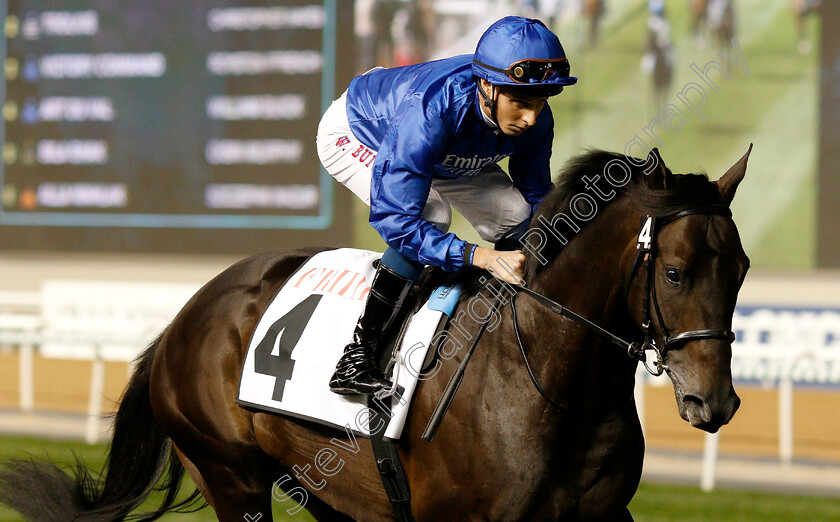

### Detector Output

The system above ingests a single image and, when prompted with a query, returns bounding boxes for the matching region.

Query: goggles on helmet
[473,58,571,84]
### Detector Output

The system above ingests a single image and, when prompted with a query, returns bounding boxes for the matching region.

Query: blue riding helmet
[472,16,578,92]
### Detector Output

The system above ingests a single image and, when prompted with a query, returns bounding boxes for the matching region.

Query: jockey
[316,16,577,395]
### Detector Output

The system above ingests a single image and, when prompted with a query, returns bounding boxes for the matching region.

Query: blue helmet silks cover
[472,16,578,88]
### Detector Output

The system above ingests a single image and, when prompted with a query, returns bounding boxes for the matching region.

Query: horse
[791,0,821,53]
[689,0,736,52]
[688,0,708,46]
[583,0,606,46]
[707,0,735,53]
[0,145,752,521]
[644,19,675,111]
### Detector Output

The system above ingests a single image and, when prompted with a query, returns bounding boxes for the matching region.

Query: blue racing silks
[345,55,554,272]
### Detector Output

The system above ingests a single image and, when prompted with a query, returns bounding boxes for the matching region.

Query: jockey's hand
[471,246,526,285]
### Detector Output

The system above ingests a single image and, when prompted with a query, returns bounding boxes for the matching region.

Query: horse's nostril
[683,394,703,408]
[682,395,711,422]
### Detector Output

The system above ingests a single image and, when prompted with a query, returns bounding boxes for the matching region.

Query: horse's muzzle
[680,388,741,433]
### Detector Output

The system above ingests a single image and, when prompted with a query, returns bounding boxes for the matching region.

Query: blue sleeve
[508,105,554,212]
[368,94,470,272]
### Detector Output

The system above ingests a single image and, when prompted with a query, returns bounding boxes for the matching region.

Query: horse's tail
[0,331,203,521]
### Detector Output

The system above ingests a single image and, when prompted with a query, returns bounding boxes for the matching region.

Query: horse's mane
[523,149,724,280]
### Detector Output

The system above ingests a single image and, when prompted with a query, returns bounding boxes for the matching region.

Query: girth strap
[367,395,415,522]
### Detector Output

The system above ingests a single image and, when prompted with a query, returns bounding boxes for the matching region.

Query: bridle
[511,205,737,415]
[422,205,738,432]
[621,205,737,374]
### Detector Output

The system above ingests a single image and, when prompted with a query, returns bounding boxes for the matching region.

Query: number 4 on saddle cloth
[237,248,461,439]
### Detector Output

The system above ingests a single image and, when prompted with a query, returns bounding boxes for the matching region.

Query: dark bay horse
[0,146,752,521]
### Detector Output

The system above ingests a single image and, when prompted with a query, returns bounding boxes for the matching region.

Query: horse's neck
[530,198,636,316]
[517,198,640,417]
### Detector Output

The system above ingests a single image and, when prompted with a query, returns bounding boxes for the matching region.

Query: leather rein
[509,205,736,415]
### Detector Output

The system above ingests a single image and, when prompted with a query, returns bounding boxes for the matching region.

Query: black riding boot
[329,263,414,395]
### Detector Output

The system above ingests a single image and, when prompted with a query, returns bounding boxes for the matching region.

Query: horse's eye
[666,268,682,284]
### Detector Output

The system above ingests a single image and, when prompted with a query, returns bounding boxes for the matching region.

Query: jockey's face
[480,79,549,137]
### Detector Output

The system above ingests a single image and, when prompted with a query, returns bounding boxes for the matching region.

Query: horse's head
[625,146,751,433]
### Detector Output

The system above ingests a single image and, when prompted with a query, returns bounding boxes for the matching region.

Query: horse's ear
[715,143,752,206]
[642,147,672,190]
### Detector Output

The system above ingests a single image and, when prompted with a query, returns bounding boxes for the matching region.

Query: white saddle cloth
[237,248,448,439]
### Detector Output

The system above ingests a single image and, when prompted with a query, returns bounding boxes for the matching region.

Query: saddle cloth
[237,248,460,439]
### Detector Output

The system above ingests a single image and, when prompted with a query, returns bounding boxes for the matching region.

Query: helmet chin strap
[476,80,499,127]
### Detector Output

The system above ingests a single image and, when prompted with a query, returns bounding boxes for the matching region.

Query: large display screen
[0,1,353,253]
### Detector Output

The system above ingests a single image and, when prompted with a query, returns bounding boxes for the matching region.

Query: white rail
[0,280,199,444]
[3,286,840,461]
